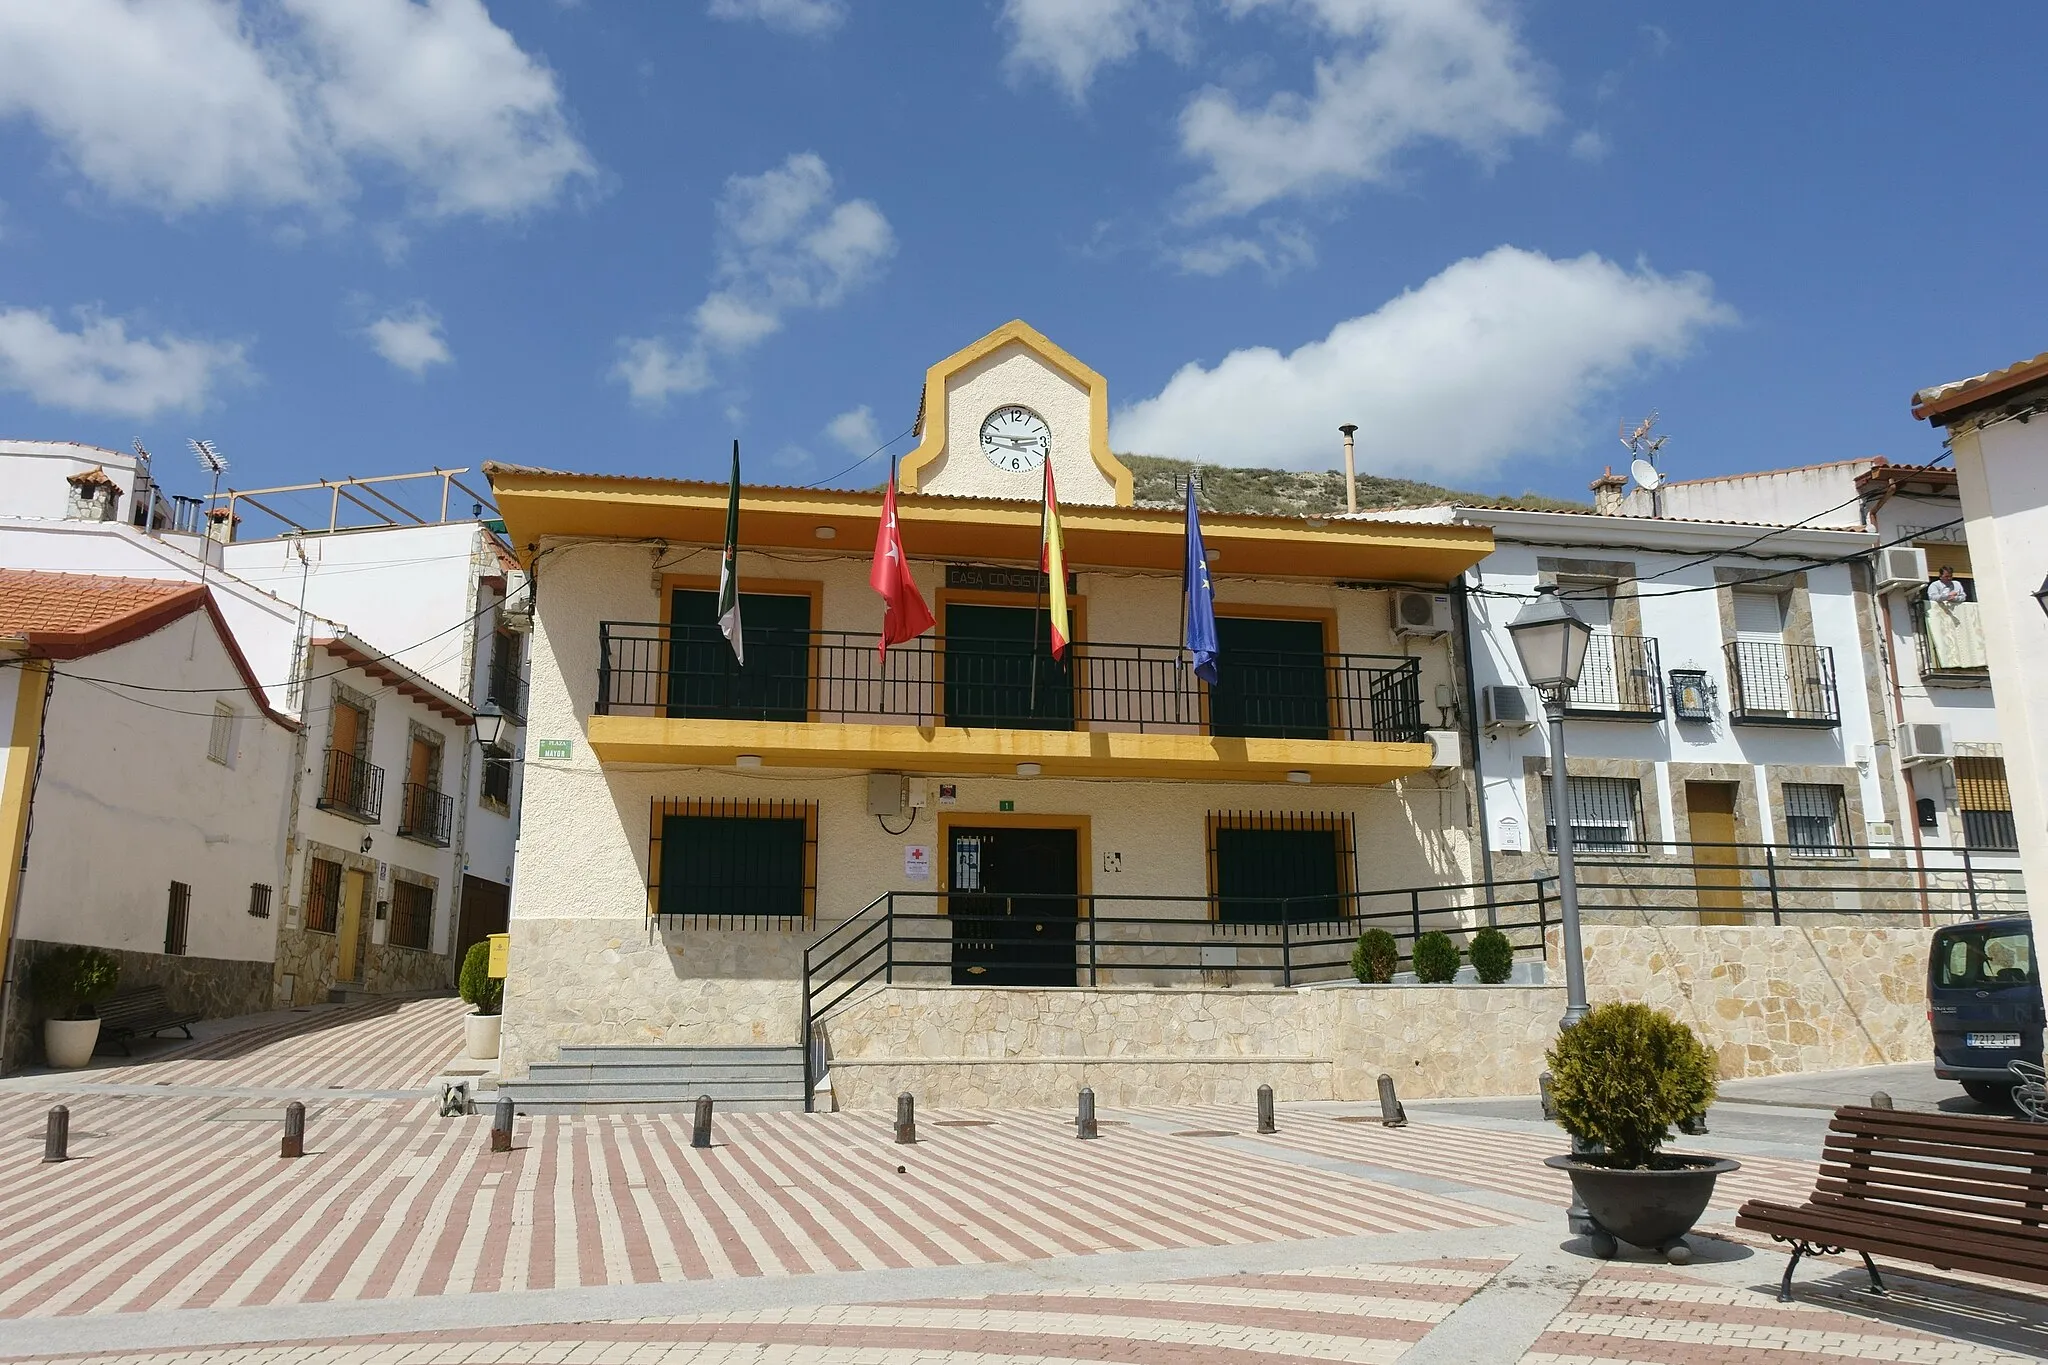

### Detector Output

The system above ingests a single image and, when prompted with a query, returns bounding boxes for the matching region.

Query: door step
[506,1044,808,1113]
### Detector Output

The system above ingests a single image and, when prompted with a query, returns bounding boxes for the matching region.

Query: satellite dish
[1631,458,1664,491]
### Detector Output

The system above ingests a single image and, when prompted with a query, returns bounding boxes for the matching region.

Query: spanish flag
[1039,460,1069,661]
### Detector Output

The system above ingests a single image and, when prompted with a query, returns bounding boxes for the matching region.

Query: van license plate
[1967,1033,2022,1049]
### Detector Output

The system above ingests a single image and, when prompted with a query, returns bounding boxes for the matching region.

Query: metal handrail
[1724,640,1840,726]
[398,783,453,847]
[316,749,383,823]
[1563,634,1664,718]
[598,621,1426,742]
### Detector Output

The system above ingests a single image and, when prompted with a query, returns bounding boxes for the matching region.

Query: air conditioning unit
[1877,546,1929,595]
[1484,685,1534,731]
[1426,729,1462,769]
[1897,722,1952,766]
[1392,590,1452,638]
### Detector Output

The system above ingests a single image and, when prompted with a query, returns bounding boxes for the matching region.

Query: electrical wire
[803,424,916,490]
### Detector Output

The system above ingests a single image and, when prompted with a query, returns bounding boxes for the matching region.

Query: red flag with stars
[870,474,934,656]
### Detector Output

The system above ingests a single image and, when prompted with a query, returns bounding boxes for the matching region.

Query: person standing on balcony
[1928,565,1968,605]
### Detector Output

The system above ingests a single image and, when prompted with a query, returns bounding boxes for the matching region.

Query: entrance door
[1686,782,1745,925]
[1210,616,1329,738]
[338,869,368,981]
[943,604,1073,730]
[948,825,1079,985]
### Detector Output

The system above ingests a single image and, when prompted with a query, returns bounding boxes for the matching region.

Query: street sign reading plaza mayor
[483,319,1495,1114]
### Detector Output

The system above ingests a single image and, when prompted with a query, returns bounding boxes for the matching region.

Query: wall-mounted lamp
[736,754,763,769]
[2034,573,2048,621]
[474,706,507,748]
[1015,762,1042,777]
[360,835,374,854]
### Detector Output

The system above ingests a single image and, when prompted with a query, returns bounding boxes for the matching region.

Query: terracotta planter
[464,1012,501,1060]
[43,1017,101,1070]
[1545,1154,1741,1262]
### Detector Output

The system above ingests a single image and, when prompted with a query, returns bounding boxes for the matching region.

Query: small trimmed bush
[1412,931,1460,983]
[1351,928,1398,983]
[459,941,502,1016]
[1547,1001,1718,1169]
[29,946,120,1021]
[1470,928,1514,984]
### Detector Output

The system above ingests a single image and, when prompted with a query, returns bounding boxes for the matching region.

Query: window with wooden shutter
[1957,757,2018,851]
[165,882,191,955]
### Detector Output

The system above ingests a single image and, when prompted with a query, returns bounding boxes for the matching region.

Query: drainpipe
[1452,577,1498,919]
[1864,485,1933,920]
[0,655,55,1077]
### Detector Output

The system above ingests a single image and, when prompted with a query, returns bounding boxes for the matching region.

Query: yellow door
[1687,782,1745,925]
[338,869,366,981]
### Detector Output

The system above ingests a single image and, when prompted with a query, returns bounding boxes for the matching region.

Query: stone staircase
[505,1045,807,1113]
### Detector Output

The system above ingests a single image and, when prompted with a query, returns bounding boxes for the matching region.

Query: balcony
[399,782,454,847]
[590,623,1432,783]
[1916,599,1990,686]
[1723,641,1840,728]
[1562,634,1664,720]
[488,641,527,719]
[316,749,383,823]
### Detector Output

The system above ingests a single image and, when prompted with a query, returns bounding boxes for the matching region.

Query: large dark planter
[1545,1154,1741,1262]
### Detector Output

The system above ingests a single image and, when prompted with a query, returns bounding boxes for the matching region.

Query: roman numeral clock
[980,405,1049,474]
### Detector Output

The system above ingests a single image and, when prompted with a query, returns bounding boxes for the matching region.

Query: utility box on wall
[867,773,907,816]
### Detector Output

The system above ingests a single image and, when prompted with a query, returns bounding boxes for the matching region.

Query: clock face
[980,405,1050,473]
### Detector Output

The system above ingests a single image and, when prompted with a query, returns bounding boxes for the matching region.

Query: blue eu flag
[1183,475,1219,684]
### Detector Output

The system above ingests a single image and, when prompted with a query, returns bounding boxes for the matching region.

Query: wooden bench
[95,986,201,1054]
[1737,1104,2048,1301]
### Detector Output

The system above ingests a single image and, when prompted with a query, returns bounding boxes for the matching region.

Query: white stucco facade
[912,343,1115,505]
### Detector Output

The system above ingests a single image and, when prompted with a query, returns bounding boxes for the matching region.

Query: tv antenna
[189,438,228,590]
[1620,413,1669,514]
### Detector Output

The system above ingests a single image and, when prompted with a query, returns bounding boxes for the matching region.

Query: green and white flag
[717,439,744,665]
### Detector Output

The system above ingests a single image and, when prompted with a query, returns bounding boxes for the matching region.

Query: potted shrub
[1542,1001,1735,1262]
[1351,928,1397,983]
[460,940,503,1059]
[30,946,120,1069]
[1471,927,1514,984]
[1412,931,1460,983]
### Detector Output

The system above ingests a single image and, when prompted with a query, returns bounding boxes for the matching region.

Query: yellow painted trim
[0,658,50,987]
[935,811,1093,909]
[896,320,1136,505]
[587,714,1433,785]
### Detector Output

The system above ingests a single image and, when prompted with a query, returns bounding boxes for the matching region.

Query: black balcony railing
[317,749,383,823]
[1563,633,1664,719]
[596,622,1426,742]
[1724,641,1839,727]
[399,783,454,847]
[488,638,527,719]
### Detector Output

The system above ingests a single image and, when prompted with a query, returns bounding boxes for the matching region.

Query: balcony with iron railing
[1723,641,1840,728]
[316,749,383,823]
[591,622,1431,781]
[1562,633,1664,720]
[399,782,454,847]
[487,641,527,719]
[1915,598,1991,685]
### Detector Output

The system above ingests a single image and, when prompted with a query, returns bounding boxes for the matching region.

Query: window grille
[1544,776,1647,853]
[165,881,191,955]
[650,797,817,930]
[208,702,237,766]
[305,857,343,933]
[1206,811,1354,926]
[248,883,272,919]
[1956,757,2018,851]
[481,744,513,809]
[1784,783,1850,856]
[389,880,434,951]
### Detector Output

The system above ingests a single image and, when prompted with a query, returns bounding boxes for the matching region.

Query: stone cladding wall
[4,939,270,1071]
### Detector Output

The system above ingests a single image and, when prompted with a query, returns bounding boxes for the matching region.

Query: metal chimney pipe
[1339,425,1359,514]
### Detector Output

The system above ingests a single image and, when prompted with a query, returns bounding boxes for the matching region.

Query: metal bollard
[692,1094,714,1149]
[1076,1087,1099,1140]
[281,1101,306,1159]
[1538,1071,1558,1122]
[1677,1111,1709,1136]
[1871,1090,1894,1111]
[895,1092,916,1144]
[42,1106,68,1163]
[1256,1084,1276,1134]
[1377,1074,1408,1129]
[491,1094,515,1153]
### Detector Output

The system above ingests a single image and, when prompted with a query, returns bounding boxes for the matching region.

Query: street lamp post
[1505,584,1595,1032]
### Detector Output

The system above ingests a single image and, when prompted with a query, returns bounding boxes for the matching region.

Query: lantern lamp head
[1506,584,1595,695]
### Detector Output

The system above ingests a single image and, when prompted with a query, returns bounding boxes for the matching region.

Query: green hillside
[1121,454,1587,517]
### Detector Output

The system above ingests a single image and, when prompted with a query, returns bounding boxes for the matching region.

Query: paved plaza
[0,998,2044,1363]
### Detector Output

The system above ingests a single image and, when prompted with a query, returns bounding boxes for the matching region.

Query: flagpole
[1181,474,1193,680]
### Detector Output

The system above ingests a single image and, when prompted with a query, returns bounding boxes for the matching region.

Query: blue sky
[0,1,2041,515]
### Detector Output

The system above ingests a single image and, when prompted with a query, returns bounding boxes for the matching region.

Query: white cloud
[1170,220,1316,276]
[1569,128,1608,162]
[1179,0,1555,216]
[771,442,814,471]
[708,0,846,38]
[1113,246,1733,479]
[364,304,451,376]
[1001,0,1196,101]
[0,305,249,418]
[825,404,879,453]
[0,0,594,222]
[614,152,894,408]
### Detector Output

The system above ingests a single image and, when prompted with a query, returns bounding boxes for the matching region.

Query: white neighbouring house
[0,571,298,1071]
[1913,352,2048,944]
